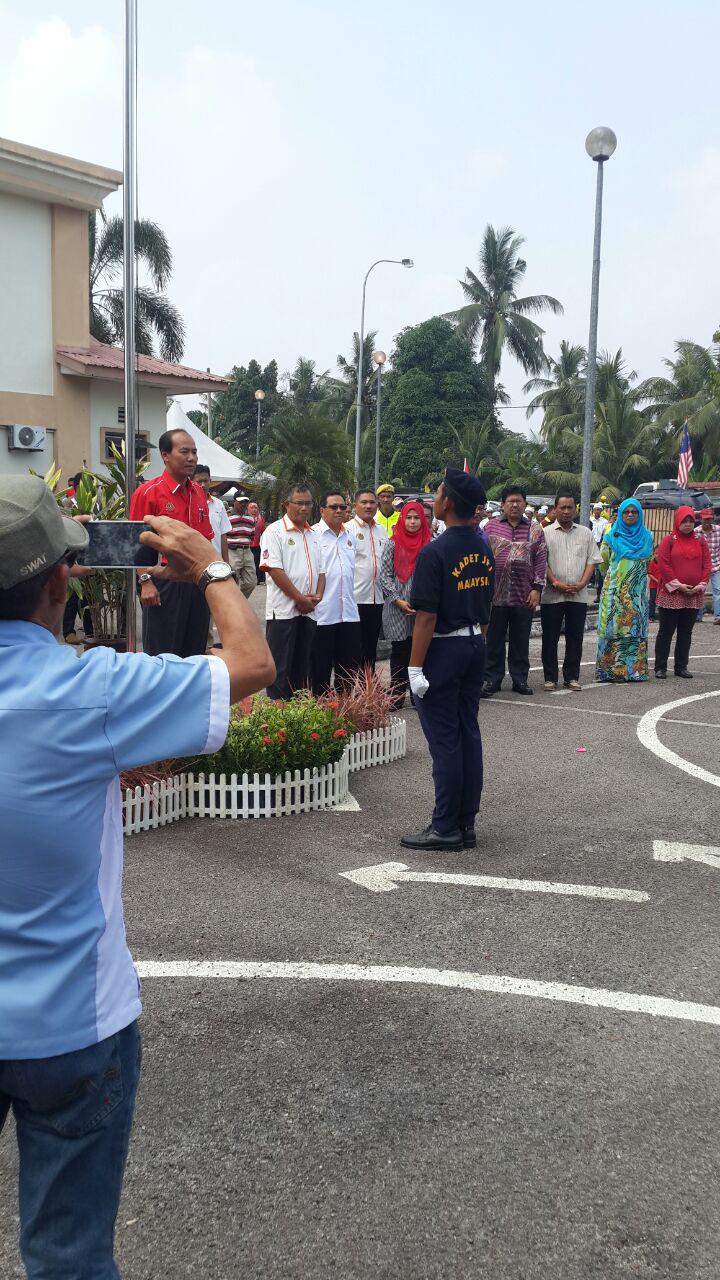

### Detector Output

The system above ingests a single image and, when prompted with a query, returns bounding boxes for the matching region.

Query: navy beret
[443,467,486,508]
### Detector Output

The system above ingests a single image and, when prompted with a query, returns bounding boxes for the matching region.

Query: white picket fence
[345,717,407,772]
[123,774,188,835]
[121,719,406,834]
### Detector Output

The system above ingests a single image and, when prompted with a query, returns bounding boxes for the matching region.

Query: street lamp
[254,388,266,459]
[372,350,387,490]
[580,126,617,523]
[354,257,413,479]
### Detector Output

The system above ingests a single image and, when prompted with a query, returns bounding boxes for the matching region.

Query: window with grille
[102,429,149,462]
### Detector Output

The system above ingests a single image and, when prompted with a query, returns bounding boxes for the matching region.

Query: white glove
[408,666,430,700]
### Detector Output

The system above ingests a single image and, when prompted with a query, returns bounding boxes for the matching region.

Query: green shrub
[205,692,351,776]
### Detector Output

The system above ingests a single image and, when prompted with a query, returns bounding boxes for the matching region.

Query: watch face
[207,561,232,580]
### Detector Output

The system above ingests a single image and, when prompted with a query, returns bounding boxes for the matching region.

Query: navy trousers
[416,635,486,835]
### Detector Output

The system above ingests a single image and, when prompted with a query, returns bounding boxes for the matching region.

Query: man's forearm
[207,580,275,701]
[409,612,437,668]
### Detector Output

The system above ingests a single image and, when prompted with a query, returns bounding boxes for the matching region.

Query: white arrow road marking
[637,689,720,789]
[134,961,720,1028]
[653,840,720,870]
[338,861,648,902]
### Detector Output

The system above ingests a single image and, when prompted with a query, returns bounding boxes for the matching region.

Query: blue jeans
[0,1021,141,1279]
[697,569,720,620]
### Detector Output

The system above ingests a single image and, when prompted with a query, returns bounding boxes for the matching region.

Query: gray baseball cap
[0,475,89,590]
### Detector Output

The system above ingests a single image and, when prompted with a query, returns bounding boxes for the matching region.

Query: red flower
[310,732,320,741]
[328,701,339,709]
[262,736,273,745]
[333,729,347,739]
[276,730,286,741]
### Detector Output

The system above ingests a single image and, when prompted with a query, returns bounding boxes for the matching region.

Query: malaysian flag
[463,458,470,474]
[677,422,693,487]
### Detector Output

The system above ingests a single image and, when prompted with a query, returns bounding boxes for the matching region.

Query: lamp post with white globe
[254,388,266,459]
[372,350,387,490]
[354,258,413,480]
[580,127,617,524]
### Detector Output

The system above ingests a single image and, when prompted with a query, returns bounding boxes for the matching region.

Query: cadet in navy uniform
[401,467,495,851]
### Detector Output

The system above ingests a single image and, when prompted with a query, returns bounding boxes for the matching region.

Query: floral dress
[595,547,650,682]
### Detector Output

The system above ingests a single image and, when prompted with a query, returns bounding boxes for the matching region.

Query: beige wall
[0,192,53,395]
[0,201,90,478]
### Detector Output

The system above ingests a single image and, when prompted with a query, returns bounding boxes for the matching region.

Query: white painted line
[339,861,648,902]
[490,699,641,721]
[653,840,720,870]
[134,960,720,1028]
[637,690,720,789]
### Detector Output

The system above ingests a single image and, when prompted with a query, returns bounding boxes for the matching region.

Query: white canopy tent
[166,400,256,485]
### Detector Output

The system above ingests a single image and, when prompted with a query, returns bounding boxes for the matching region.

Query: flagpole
[123,0,138,652]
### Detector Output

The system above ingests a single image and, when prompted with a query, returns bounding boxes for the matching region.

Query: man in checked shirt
[481,484,548,697]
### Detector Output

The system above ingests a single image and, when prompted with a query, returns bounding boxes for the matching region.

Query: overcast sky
[1,0,719,432]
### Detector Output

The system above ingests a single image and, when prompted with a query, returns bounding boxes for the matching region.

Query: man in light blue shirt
[0,476,274,1279]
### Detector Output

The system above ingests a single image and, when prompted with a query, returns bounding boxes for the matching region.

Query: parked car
[633,479,710,510]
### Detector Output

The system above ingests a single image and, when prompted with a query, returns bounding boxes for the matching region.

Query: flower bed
[120,688,403,834]
[122,756,348,832]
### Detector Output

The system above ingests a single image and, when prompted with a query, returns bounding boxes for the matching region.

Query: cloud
[0,19,121,163]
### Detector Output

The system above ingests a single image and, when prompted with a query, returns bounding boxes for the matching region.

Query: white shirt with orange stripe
[259,515,324,620]
[345,516,388,605]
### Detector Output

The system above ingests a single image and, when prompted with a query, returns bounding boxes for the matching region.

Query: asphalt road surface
[2,619,720,1278]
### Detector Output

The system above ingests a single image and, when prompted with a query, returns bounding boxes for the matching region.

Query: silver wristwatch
[197,561,234,593]
[139,573,153,584]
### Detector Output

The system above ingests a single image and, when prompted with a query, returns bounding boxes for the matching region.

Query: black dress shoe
[461,826,477,849]
[674,669,693,679]
[480,684,501,699]
[400,825,462,850]
[655,669,667,679]
[511,683,534,695]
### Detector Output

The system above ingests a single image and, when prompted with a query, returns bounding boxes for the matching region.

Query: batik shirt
[484,514,548,606]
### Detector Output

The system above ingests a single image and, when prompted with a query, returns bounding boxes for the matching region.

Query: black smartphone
[77,521,158,569]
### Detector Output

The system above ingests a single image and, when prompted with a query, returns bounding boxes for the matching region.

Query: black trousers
[310,621,362,695]
[251,545,262,583]
[484,603,533,688]
[266,616,316,699]
[416,636,486,835]
[357,603,383,671]
[540,602,587,684]
[390,637,413,708]
[655,607,696,673]
[141,579,210,658]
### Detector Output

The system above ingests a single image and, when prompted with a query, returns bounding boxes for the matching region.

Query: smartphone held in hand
[77,521,158,569]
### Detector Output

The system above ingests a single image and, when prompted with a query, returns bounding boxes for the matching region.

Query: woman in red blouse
[653,506,711,679]
[248,501,267,582]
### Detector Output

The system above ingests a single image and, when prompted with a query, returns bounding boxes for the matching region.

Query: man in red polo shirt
[130,428,214,656]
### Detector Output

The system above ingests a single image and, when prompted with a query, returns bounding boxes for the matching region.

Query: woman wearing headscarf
[379,501,432,708]
[595,498,654,682]
[653,506,711,679]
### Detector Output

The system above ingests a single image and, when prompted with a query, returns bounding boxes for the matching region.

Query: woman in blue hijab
[596,499,654,682]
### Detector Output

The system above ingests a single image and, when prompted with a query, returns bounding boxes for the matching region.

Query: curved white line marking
[135,961,720,1028]
[637,689,720,789]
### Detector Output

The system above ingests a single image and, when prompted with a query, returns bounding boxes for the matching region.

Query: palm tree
[544,384,658,502]
[445,225,563,402]
[249,410,354,518]
[524,340,586,447]
[325,330,379,432]
[638,339,720,464]
[89,210,185,362]
[286,357,331,412]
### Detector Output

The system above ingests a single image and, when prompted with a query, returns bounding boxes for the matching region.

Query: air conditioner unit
[8,425,47,451]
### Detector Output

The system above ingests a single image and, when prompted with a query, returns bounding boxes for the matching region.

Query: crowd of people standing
[122,426,719,699]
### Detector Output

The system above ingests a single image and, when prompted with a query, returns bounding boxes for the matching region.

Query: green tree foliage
[326,330,379,432]
[250,410,354,517]
[445,225,562,403]
[89,210,185,362]
[638,338,720,467]
[213,359,282,456]
[380,318,495,485]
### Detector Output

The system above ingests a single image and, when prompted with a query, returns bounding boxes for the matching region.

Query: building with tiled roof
[0,136,228,480]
